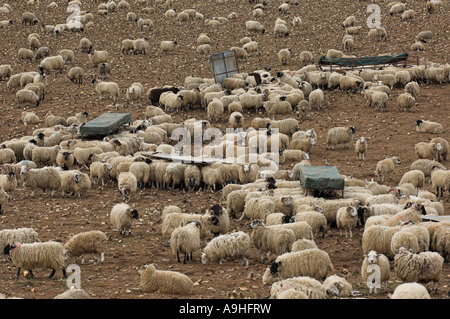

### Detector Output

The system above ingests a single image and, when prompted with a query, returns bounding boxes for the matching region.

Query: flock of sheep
[0,0,449,300]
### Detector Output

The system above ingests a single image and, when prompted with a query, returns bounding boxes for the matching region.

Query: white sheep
[308,89,324,110]
[391,282,431,299]
[361,250,390,294]
[415,120,443,134]
[201,231,250,266]
[430,137,448,162]
[3,241,66,279]
[245,20,265,35]
[355,137,368,160]
[397,92,416,112]
[87,48,108,68]
[326,126,356,150]
[0,228,40,251]
[415,142,442,161]
[336,206,358,238]
[430,167,450,199]
[139,264,193,294]
[399,170,425,192]
[375,156,401,182]
[110,203,139,237]
[170,221,201,264]
[263,248,334,285]
[394,247,444,290]
[323,275,353,297]
[16,89,40,107]
[20,165,61,197]
[160,40,178,55]
[294,210,327,238]
[64,230,107,264]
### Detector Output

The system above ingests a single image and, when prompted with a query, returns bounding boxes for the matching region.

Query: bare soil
[0,0,449,300]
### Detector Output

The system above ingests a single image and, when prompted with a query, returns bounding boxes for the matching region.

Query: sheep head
[347,206,357,217]
[367,250,379,264]
[269,261,281,274]
[126,208,139,219]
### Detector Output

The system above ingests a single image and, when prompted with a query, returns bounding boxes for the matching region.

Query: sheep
[139,264,193,294]
[117,172,138,202]
[404,81,420,99]
[361,250,390,294]
[410,42,425,52]
[336,206,358,238]
[67,67,84,84]
[342,15,355,28]
[391,282,431,299]
[339,75,364,93]
[197,33,210,45]
[170,221,201,264]
[0,228,40,251]
[323,275,352,297]
[160,40,178,55]
[73,146,103,168]
[54,288,90,299]
[291,238,318,252]
[308,89,324,110]
[238,164,260,184]
[0,148,16,165]
[415,142,442,161]
[274,23,289,38]
[249,220,296,263]
[98,62,111,79]
[368,27,387,41]
[3,241,66,279]
[299,51,313,66]
[162,212,220,243]
[394,247,444,290]
[416,31,433,43]
[133,38,149,55]
[390,228,420,255]
[267,119,299,137]
[21,112,40,125]
[59,49,74,64]
[343,36,354,51]
[16,89,40,107]
[0,65,13,81]
[61,171,91,198]
[399,170,425,192]
[375,156,401,182]
[294,211,327,238]
[415,120,443,134]
[263,248,334,285]
[63,230,107,264]
[269,276,327,299]
[430,137,448,162]
[239,197,274,222]
[430,167,450,198]
[362,224,400,258]
[39,55,65,74]
[21,12,39,26]
[432,225,450,260]
[94,80,119,102]
[201,231,250,266]
[384,203,427,227]
[243,41,259,56]
[87,47,108,68]
[137,18,154,31]
[355,137,368,160]
[126,84,143,106]
[397,92,416,112]
[325,126,356,150]
[389,2,405,15]
[89,162,112,186]
[245,20,265,35]
[20,165,61,197]
[110,203,139,237]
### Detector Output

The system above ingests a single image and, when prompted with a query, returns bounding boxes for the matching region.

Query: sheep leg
[99,252,105,263]
[15,267,21,278]
[177,250,180,263]
[48,269,56,279]
[259,253,264,263]
[62,267,67,278]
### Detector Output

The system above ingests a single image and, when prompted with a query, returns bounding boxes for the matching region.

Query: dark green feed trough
[80,113,132,137]
[299,166,345,197]
[318,53,409,68]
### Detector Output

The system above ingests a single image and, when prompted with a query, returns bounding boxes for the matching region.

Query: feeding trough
[80,112,132,138]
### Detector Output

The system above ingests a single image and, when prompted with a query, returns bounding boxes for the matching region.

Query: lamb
[139,264,193,294]
[384,203,427,227]
[355,137,368,160]
[249,220,296,263]
[336,206,358,238]
[117,172,138,202]
[391,282,431,299]
[16,89,40,107]
[292,16,302,29]
[201,231,250,266]
[3,241,66,279]
[160,40,178,55]
[126,84,142,106]
[375,156,401,182]
[263,248,334,285]
[274,23,289,38]
[196,44,211,58]
[0,228,40,251]
[299,51,314,66]
[133,38,149,55]
[294,211,327,238]
[79,38,92,52]
[361,250,390,294]
[110,203,139,237]
[63,230,107,264]
[67,67,84,84]
[308,89,324,110]
[415,120,443,134]
[87,47,108,68]
[394,247,444,290]
[325,126,356,150]
[415,142,442,161]
[323,275,353,297]
[0,64,13,81]
[99,62,111,79]
[20,165,61,197]
[94,80,119,102]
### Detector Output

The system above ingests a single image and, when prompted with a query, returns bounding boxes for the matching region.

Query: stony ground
[0,0,449,299]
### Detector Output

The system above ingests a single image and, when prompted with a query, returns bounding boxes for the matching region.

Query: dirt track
[0,0,449,299]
